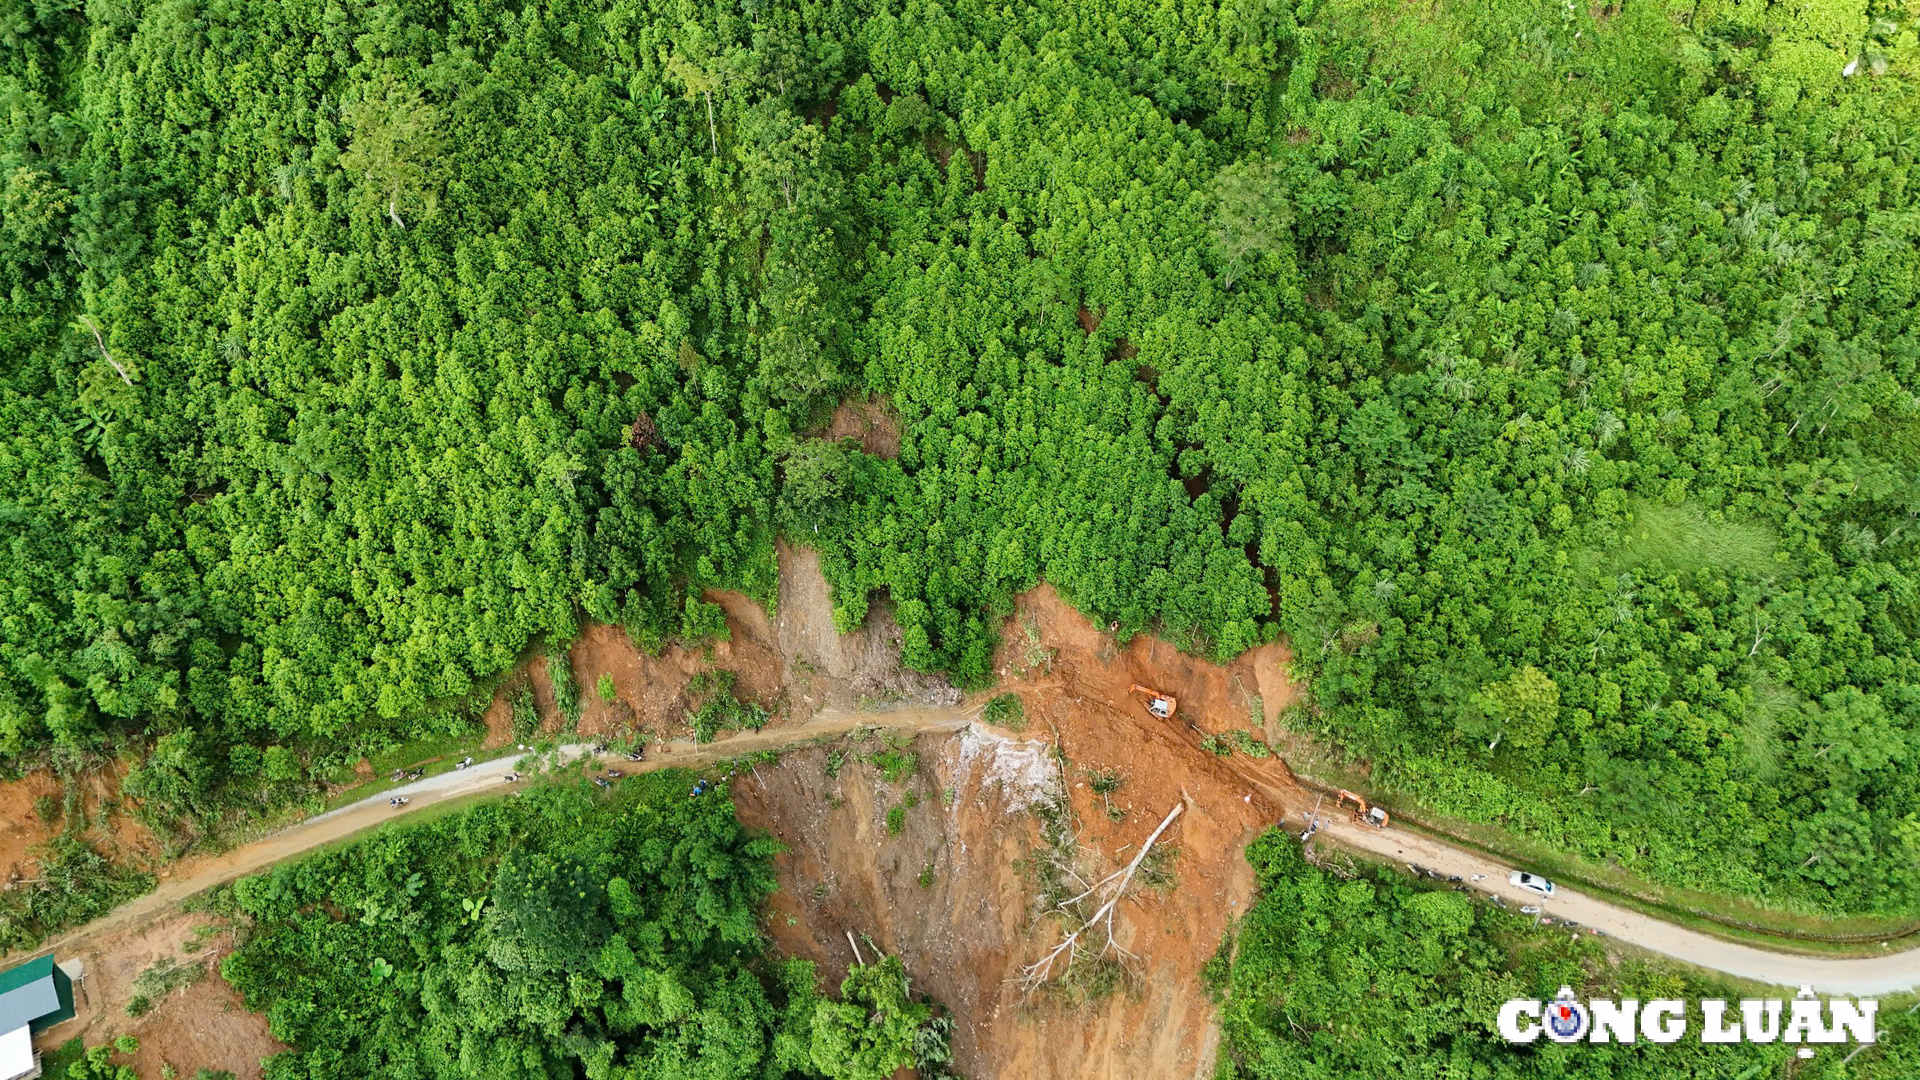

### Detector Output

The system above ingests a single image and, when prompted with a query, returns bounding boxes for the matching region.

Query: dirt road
[11,707,974,968]
[14,695,1918,1000]
[1317,815,1920,996]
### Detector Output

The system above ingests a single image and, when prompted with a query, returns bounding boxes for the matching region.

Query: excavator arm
[1127,684,1177,720]
[1338,789,1390,828]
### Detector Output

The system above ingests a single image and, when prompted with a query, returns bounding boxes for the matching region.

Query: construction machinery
[1338,789,1390,828]
[1127,684,1178,721]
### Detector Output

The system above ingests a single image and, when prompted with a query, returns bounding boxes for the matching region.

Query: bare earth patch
[35,911,283,1079]
[735,583,1311,1080]
[822,395,902,459]
[0,761,163,886]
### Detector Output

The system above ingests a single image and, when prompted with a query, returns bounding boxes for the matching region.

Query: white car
[1509,871,1556,898]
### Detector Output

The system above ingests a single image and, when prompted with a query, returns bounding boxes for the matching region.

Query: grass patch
[320,741,524,812]
[982,692,1026,732]
[1582,500,1780,579]
[1229,729,1273,758]
[126,955,206,1017]
[870,748,917,784]
[885,804,906,835]
[321,728,483,787]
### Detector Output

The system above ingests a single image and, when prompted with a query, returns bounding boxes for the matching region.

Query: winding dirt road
[12,707,973,968]
[12,701,1918,996]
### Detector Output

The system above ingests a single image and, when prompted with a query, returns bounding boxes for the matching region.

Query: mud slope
[484,542,957,748]
[735,586,1311,1080]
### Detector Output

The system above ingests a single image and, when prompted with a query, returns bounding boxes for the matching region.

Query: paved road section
[1319,815,1920,996]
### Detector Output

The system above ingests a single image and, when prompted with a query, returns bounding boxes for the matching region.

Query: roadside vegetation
[1214,831,1918,1079]
[220,772,957,1079]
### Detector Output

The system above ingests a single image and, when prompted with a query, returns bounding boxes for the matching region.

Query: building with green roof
[0,955,74,1080]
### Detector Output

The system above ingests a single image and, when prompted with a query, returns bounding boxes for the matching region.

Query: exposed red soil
[735,581,1311,1080]
[822,395,902,459]
[477,589,789,750]
[479,539,950,752]
[11,551,1318,1080]
[0,761,163,886]
[1003,584,1298,742]
[0,771,64,884]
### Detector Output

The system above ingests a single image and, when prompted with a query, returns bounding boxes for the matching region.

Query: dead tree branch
[77,315,132,386]
[1020,801,1184,993]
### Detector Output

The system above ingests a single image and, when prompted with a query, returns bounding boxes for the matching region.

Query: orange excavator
[1128,684,1178,721]
[1339,789,1390,828]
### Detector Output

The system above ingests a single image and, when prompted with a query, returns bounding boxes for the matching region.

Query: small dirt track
[12,707,973,968]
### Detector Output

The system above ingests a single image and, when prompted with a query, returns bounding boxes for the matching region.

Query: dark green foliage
[687,669,768,741]
[808,956,929,1080]
[0,833,154,953]
[509,680,539,745]
[981,694,1026,732]
[885,805,906,835]
[546,652,582,733]
[1215,831,1915,1078]
[1,0,1916,924]
[53,1039,139,1080]
[223,774,953,1080]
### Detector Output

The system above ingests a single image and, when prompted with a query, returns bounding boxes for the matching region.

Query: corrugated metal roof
[0,958,50,999]
[0,978,58,1037]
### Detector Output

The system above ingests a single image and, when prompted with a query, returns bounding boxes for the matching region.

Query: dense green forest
[221,773,957,1079]
[2,0,1916,917]
[1213,831,1917,1079]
